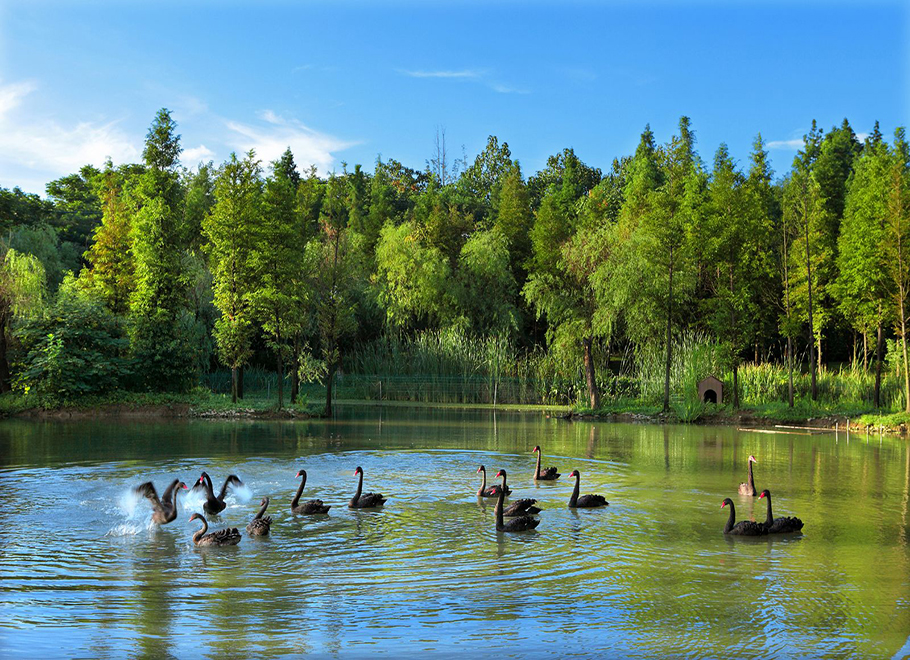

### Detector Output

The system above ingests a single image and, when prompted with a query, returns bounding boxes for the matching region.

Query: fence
[203,368,585,406]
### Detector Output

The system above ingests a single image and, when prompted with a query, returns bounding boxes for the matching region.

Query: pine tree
[204,150,263,403]
[250,151,306,408]
[130,108,198,391]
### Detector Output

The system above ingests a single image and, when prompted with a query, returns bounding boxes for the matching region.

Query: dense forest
[2,109,908,418]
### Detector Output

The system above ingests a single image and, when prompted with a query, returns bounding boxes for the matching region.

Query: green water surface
[0,409,908,658]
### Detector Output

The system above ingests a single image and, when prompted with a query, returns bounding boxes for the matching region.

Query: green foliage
[45,164,103,250]
[130,108,197,390]
[2,248,47,320]
[80,165,135,313]
[205,150,263,380]
[375,221,453,329]
[455,229,520,336]
[15,278,130,401]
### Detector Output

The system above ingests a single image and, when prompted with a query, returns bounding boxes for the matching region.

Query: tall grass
[343,329,583,405]
[201,328,908,416]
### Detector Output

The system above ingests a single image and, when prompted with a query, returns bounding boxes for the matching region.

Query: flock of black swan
[134,445,804,546]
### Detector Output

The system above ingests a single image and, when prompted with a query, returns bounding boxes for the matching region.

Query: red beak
[721,502,726,508]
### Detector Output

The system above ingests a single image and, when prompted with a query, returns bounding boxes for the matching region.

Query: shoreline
[3,396,906,436]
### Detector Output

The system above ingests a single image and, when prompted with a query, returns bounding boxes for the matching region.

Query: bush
[15,281,130,401]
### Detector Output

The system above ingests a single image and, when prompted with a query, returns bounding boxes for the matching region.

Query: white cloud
[0,79,141,192]
[489,83,529,95]
[766,139,804,150]
[183,144,215,165]
[0,80,357,192]
[401,69,483,79]
[0,80,36,117]
[224,111,357,173]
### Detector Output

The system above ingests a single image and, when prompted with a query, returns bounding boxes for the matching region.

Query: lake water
[1,408,909,658]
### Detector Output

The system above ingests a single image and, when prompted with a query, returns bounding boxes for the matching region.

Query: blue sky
[1,1,907,194]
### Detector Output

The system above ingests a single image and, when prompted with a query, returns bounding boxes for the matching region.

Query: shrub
[15,279,130,401]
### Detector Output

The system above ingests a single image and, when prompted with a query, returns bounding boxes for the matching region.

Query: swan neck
[254,500,268,520]
[500,472,508,491]
[292,474,306,508]
[764,494,773,526]
[202,474,215,500]
[535,452,541,479]
[495,487,505,530]
[479,469,486,493]
[747,461,755,491]
[724,502,735,533]
[570,474,580,506]
[194,517,208,543]
[352,471,363,504]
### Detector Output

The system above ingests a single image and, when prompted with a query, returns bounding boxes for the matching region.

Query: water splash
[118,487,143,520]
[104,522,147,537]
[230,481,253,505]
[182,488,206,514]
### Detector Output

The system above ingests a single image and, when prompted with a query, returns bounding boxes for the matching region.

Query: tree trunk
[852,331,857,370]
[231,366,238,404]
[324,364,335,418]
[874,321,883,408]
[276,320,284,409]
[0,313,10,393]
[238,365,245,400]
[582,336,599,410]
[805,194,817,401]
[733,363,739,409]
[663,248,674,414]
[787,336,794,408]
[901,286,910,414]
[290,335,300,404]
[863,331,868,372]
[783,206,793,408]
[276,348,284,410]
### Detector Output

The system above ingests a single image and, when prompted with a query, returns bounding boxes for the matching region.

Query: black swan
[567,469,608,508]
[349,466,387,509]
[135,479,187,525]
[246,497,272,536]
[194,472,243,515]
[720,498,767,536]
[494,480,540,532]
[759,489,804,534]
[491,469,540,515]
[292,469,331,514]
[738,455,758,496]
[188,513,241,546]
[477,464,512,498]
[532,446,561,480]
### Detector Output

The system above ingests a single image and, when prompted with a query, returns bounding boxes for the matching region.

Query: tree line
[1,109,908,415]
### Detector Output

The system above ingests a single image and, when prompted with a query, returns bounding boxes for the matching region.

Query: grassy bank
[0,389,322,419]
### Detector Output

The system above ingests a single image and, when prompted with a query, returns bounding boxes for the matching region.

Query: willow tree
[204,150,262,403]
[0,248,46,391]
